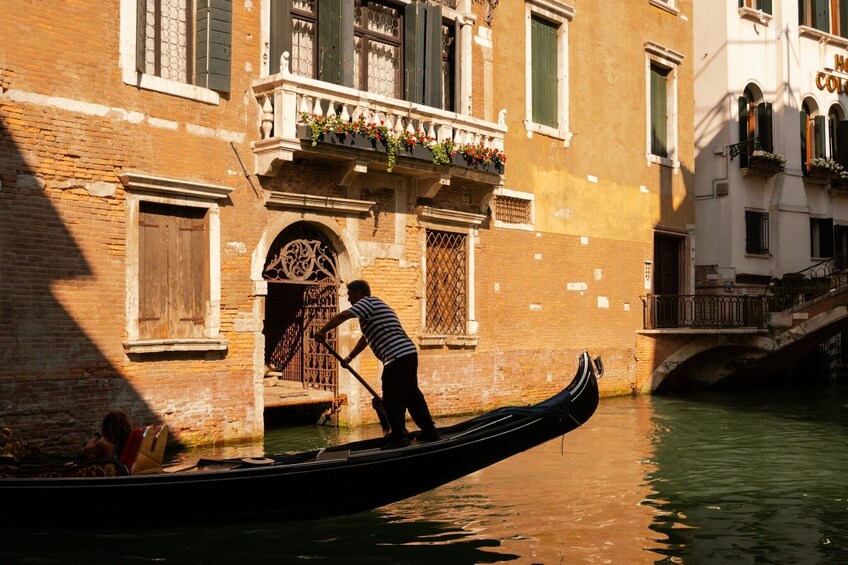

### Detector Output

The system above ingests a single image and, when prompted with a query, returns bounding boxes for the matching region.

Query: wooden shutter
[404,2,427,103]
[815,115,827,158]
[761,0,772,14]
[423,4,443,108]
[841,1,848,37]
[135,0,147,73]
[651,64,668,158]
[814,0,830,32]
[173,209,208,338]
[196,0,232,93]
[318,0,343,85]
[139,204,169,339]
[801,108,808,171]
[738,96,750,168]
[531,15,558,128]
[757,102,773,153]
[270,0,293,75]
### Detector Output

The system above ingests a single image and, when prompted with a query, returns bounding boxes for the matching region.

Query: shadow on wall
[0,110,167,454]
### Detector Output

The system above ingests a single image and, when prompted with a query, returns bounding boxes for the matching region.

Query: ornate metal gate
[264,224,339,393]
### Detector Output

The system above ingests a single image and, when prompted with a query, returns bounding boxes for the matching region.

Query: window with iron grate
[494,195,532,225]
[425,229,467,334]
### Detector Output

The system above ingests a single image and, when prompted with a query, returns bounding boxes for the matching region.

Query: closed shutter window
[650,63,669,158]
[139,203,209,339]
[531,15,558,128]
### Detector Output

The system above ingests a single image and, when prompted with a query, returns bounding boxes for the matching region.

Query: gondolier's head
[347,280,371,304]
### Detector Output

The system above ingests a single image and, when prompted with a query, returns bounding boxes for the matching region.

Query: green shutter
[757,102,773,153]
[814,0,830,32]
[423,4,443,108]
[840,1,848,37]
[761,0,772,14]
[270,0,293,75]
[531,15,558,128]
[405,2,427,103]
[815,115,827,158]
[135,0,147,73]
[196,0,232,93]
[315,0,352,86]
[800,108,808,171]
[738,96,750,168]
[651,64,668,158]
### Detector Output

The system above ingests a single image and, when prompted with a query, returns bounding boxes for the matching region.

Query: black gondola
[0,352,601,525]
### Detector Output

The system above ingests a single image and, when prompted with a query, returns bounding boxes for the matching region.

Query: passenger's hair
[101,410,132,457]
[347,280,371,296]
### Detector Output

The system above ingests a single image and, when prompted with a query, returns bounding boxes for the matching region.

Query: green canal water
[3,376,848,564]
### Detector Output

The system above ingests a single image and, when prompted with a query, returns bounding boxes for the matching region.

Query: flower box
[806,169,841,181]
[451,153,505,174]
[745,156,784,177]
[296,124,386,152]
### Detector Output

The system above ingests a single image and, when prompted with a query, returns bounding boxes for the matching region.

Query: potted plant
[746,150,786,176]
[807,157,845,180]
[298,113,507,174]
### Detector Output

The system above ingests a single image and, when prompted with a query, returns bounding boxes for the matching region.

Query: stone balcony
[251,53,506,199]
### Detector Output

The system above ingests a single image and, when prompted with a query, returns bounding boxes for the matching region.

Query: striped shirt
[348,296,417,364]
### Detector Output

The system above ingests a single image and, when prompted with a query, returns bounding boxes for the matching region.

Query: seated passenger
[82,410,132,460]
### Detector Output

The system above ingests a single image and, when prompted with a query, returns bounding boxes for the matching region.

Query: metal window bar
[494,195,532,224]
[426,230,467,334]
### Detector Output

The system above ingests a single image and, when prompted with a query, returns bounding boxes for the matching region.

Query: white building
[694,0,848,294]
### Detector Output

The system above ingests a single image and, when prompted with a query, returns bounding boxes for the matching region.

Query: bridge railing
[641,295,769,330]
[769,253,848,311]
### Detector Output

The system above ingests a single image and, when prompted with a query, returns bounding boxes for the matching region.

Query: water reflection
[7,381,848,563]
[645,380,848,564]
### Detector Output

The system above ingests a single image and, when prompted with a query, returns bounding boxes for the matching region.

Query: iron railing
[642,253,848,330]
[641,294,769,330]
[769,252,848,311]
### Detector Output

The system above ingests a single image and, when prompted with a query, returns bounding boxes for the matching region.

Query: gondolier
[314,280,440,448]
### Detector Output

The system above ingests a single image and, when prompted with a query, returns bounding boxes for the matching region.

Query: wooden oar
[315,339,391,434]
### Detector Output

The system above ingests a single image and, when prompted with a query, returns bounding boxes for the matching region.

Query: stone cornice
[119,172,233,200]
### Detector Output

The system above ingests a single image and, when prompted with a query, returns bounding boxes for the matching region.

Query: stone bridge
[636,286,848,391]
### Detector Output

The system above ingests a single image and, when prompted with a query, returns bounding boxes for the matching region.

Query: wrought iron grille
[494,195,532,224]
[425,229,467,334]
[264,224,339,393]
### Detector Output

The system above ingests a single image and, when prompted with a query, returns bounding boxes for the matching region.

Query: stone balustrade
[252,52,507,177]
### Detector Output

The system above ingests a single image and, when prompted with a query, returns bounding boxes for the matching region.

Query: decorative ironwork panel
[302,285,338,392]
[426,229,467,334]
[494,195,532,224]
[264,238,338,283]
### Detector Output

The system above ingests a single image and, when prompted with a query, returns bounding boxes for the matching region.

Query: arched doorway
[263,223,340,412]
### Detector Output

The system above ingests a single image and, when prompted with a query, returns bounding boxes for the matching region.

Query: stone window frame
[524,0,575,147]
[119,0,222,104]
[416,205,486,349]
[120,172,232,354]
[492,187,535,231]
[644,41,684,169]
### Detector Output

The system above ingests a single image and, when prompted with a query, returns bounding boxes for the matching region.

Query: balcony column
[457,10,476,117]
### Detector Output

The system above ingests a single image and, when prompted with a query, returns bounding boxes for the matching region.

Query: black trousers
[381,353,435,439]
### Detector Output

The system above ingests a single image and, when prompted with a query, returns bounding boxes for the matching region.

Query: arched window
[737,85,772,168]
[801,99,824,173]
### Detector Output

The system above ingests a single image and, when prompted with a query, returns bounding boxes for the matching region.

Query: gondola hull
[1,352,600,525]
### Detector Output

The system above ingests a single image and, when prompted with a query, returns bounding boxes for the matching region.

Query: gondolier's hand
[313,331,326,343]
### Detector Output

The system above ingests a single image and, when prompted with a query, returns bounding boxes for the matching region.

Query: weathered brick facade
[0,0,694,450]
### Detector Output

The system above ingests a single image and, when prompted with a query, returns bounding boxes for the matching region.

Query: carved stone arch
[257,219,359,413]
